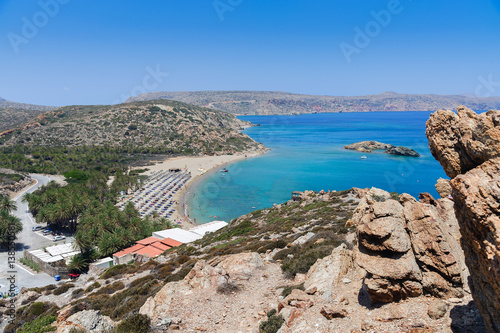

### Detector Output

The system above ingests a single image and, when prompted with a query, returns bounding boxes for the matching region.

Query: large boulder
[352,188,467,303]
[427,106,500,333]
[56,310,116,333]
[435,178,452,198]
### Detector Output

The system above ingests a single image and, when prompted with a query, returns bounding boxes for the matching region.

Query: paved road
[0,175,60,295]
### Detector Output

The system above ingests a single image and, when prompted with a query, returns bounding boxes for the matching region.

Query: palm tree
[68,254,90,273]
[0,196,17,214]
[0,209,22,246]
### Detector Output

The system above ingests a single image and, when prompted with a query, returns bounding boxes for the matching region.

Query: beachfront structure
[23,242,79,278]
[188,221,228,236]
[113,237,182,265]
[152,228,203,244]
[153,221,228,243]
[90,257,113,269]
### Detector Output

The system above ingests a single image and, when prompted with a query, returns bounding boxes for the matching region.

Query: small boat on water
[221,169,228,172]
[360,155,367,159]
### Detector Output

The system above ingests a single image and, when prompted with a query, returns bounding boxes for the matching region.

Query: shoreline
[134,150,266,229]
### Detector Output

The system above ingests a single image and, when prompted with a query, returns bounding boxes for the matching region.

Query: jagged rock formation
[351,188,467,303]
[344,141,420,157]
[426,106,500,333]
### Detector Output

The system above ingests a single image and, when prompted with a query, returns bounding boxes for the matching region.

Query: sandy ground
[135,151,265,229]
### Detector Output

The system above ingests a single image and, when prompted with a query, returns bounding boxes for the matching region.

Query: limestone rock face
[426,106,500,333]
[56,310,116,333]
[304,244,353,295]
[352,188,467,303]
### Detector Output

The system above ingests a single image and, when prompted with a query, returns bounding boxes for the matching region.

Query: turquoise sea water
[186,112,448,224]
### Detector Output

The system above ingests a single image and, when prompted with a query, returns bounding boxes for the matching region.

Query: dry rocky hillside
[0,167,32,197]
[426,106,500,333]
[127,91,500,115]
[0,97,56,132]
[2,189,486,332]
[0,100,264,156]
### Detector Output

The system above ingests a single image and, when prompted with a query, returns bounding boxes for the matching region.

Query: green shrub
[113,313,151,333]
[4,302,59,333]
[71,288,85,298]
[85,281,101,293]
[45,284,57,291]
[93,281,125,295]
[372,194,386,202]
[390,192,400,201]
[259,311,284,333]
[100,263,137,279]
[27,302,45,316]
[277,236,342,277]
[19,258,41,272]
[53,283,74,296]
[17,314,57,333]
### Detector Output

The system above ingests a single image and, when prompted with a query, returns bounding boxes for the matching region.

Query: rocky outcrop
[426,106,500,333]
[427,106,500,178]
[56,310,116,333]
[344,141,420,157]
[435,177,452,198]
[304,244,353,297]
[384,146,421,157]
[351,188,467,303]
[140,252,264,322]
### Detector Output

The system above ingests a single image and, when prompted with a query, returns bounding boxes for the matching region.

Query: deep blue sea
[187,112,448,224]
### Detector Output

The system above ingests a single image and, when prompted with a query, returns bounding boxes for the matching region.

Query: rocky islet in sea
[344,140,420,157]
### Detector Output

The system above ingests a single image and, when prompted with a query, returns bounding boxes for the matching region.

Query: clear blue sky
[0,0,499,106]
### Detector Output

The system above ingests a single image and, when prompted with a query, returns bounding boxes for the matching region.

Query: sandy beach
[135,151,265,229]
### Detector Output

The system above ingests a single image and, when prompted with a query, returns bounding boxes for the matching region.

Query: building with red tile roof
[134,245,164,258]
[113,244,145,264]
[150,242,171,252]
[136,236,162,246]
[160,238,183,248]
[112,235,183,265]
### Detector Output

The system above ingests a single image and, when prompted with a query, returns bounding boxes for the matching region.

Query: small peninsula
[344,141,420,157]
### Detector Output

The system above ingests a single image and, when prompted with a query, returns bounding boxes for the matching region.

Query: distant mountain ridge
[0,97,57,132]
[126,91,500,115]
[0,97,56,111]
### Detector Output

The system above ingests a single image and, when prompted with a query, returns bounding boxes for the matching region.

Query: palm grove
[21,169,176,273]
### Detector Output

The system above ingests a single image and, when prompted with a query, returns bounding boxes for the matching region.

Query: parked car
[42,230,52,235]
[53,235,66,242]
[32,226,44,231]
